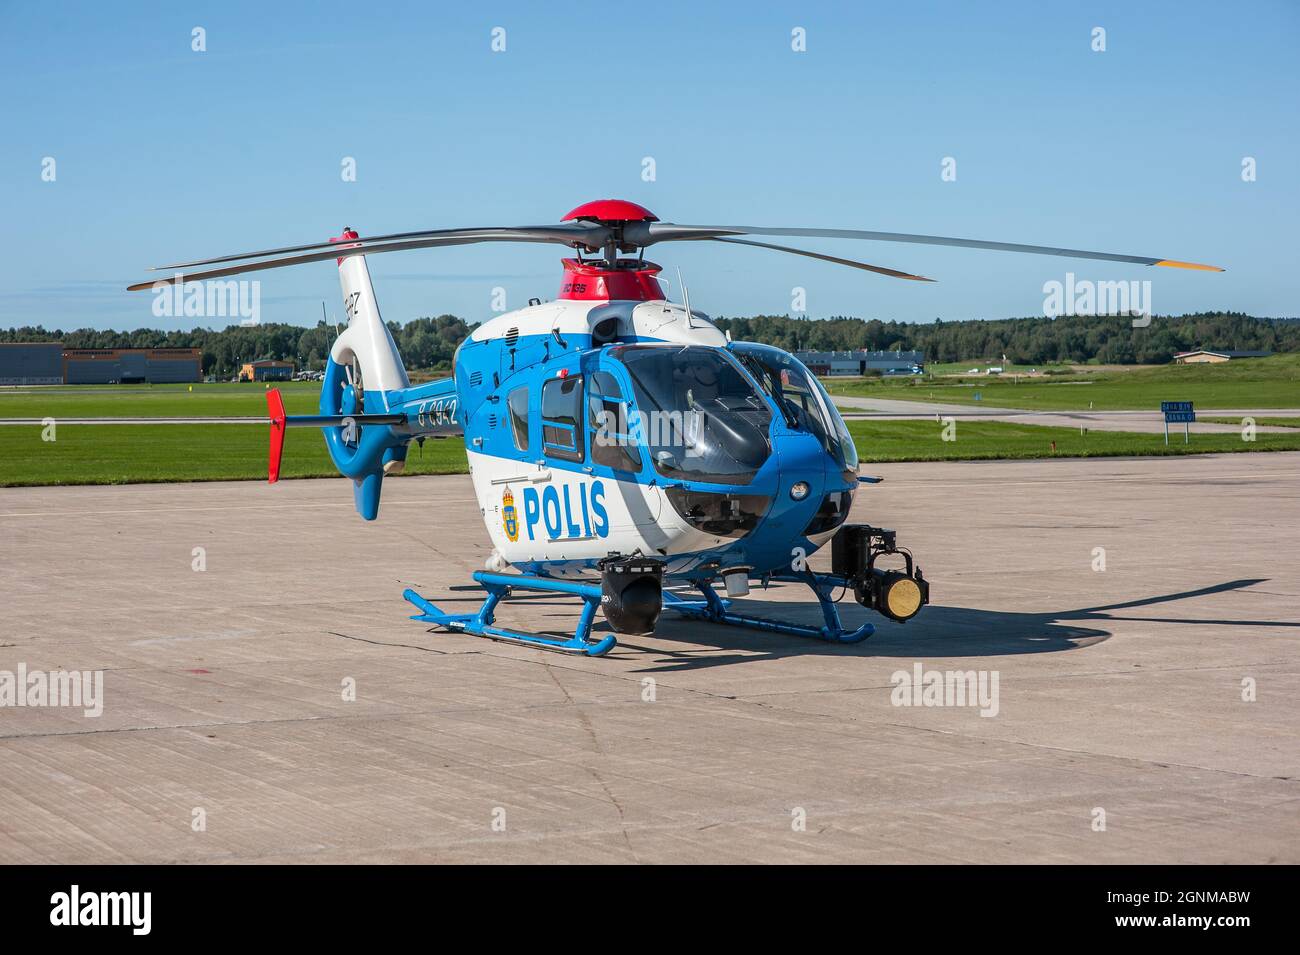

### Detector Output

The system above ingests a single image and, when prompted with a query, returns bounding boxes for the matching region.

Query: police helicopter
[129,199,1221,656]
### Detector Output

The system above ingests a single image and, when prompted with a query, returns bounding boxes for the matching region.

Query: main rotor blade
[707,237,935,281]
[128,232,573,290]
[153,223,608,271]
[633,222,1224,271]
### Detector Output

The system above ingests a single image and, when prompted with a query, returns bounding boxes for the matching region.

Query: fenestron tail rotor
[127,197,1223,292]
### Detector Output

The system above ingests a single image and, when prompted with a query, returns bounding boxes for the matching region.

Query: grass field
[0,380,326,419]
[0,424,468,486]
[825,353,1300,411]
[1,363,1297,486]
[1202,415,1300,428]
[921,360,1057,376]
[848,419,1300,461]
[2,417,1297,487]
[5,358,1296,422]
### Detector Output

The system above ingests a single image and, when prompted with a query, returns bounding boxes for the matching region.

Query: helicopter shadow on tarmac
[621,577,1295,672]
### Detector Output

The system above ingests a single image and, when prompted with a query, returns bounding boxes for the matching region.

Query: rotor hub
[563,200,658,263]
[561,199,657,225]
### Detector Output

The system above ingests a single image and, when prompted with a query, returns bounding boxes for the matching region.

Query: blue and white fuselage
[311,231,862,593]
[455,298,860,585]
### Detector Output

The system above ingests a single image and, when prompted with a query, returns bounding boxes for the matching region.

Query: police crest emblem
[502,488,519,542]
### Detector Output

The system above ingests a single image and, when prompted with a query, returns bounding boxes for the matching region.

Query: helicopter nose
[763,432,829,540]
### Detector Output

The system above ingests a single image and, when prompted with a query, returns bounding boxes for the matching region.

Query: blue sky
[3,0,1296,330]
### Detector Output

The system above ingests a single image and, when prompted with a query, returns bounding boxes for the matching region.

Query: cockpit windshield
[613,345,773,484]
[731,344,859,477]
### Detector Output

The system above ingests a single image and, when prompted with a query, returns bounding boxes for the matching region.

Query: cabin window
[507,386,529,453]
[541,374,584,462]
[588,372,641,472]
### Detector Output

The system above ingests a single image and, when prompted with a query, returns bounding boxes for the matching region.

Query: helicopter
[129,199,1221,656]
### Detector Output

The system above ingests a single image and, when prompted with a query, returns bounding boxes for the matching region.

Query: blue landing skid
[402,571,618,657]
[661,570,874,644]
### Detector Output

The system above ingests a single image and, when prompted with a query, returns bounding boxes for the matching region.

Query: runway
[1,454,1296,863]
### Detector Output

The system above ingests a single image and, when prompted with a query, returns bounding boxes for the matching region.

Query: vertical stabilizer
[317,228,414,519]
[329,228,409,401]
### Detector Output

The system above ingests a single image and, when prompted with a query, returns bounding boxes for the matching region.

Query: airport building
[239,359,294,382]
[0,343,203,384]
[796,349,925,376]
[1173,349,1272,364]
[0,342,64,384]
[63,348,202,384]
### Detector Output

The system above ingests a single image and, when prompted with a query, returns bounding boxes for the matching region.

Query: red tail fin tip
[267,388,286,484]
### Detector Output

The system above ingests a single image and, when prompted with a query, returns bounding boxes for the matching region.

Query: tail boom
[264,388,437,485]
[266,227,461,517]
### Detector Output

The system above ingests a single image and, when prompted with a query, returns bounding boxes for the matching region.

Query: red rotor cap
[562,199,658,223]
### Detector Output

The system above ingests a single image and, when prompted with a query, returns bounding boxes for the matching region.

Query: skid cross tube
[402,571,617,656]
[662,570,874,644]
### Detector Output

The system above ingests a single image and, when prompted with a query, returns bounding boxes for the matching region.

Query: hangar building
[1173,349,1272,364]
[796,349,925,376]
[0,342,64,384]
[1,344,203,384]
[62,348,203,384]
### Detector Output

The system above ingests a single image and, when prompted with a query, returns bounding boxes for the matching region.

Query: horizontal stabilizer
[267,387,409,483]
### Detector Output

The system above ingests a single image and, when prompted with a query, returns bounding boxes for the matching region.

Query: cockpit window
[732,345,859,477]
[614,345,772,485]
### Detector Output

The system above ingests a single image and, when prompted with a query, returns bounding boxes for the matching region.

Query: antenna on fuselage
[676,266,696,329]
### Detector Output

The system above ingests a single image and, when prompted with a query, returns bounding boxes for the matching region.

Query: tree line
[709,312,1299,366]
[2,311,1295,374]
[0,316,471,376]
